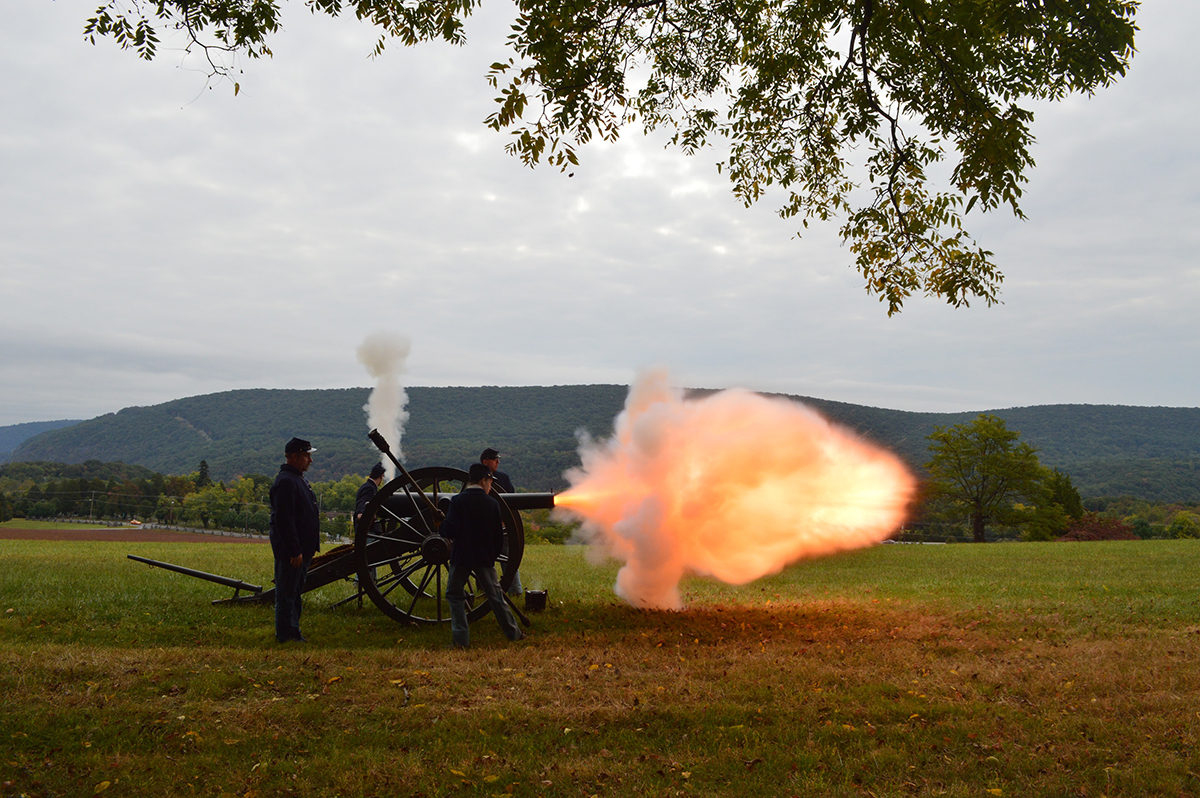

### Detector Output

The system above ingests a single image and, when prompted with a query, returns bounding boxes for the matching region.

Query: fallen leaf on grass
[327,676,342,684]
[94,781,111,794]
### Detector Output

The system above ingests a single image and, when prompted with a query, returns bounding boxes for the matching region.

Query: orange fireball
[557,369,915,609]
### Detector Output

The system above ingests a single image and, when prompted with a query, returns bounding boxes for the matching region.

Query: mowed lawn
[2,539,1199,797]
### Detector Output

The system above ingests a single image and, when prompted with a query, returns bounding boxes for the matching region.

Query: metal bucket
[524,589,548,613]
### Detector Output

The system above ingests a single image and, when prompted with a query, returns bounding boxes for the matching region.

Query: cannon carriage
[129,431,556,628]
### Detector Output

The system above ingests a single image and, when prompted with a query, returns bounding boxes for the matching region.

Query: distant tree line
[4,417,1199,544]
[9,385,1200,500]
[0,460,367,540]
[0,460,581,544]
[907,415,1200,543]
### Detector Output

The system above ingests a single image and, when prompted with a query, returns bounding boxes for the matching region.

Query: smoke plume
[555,369,915,609]
[356,332,412,480]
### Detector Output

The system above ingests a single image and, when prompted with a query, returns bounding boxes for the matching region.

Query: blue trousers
[274,555,310,642]
[446,562,522,648]
[500,538,523,596]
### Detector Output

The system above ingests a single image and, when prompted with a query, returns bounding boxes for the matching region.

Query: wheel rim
[354,466,525,625]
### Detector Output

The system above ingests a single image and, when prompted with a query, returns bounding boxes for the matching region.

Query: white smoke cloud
[356,332,412,480]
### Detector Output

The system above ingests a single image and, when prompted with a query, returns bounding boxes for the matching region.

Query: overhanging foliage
[82,0,1138,312]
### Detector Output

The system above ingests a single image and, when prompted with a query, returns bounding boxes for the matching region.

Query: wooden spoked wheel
[354,466,525,625]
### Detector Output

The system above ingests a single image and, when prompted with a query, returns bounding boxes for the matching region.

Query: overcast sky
[1,1,1197,427]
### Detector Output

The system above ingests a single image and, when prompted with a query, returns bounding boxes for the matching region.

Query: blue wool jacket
[269,464,320,560]
[440,486,504,568]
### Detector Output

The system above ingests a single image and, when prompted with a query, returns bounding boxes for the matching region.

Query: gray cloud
[1,0,1197,425]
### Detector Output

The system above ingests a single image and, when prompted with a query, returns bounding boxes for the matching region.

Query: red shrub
[1059,512,1137,542]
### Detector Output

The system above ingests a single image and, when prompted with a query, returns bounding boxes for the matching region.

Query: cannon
[128,430,556,628]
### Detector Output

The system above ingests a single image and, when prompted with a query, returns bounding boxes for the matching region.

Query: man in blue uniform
[479,448,514,493]
[441,463,523,648]
[355,462,386,533]
[269,437,320,643]
[480,447,522,596]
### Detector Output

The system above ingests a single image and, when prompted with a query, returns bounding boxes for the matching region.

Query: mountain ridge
[8,386,1199,499]
[0,419,83,462]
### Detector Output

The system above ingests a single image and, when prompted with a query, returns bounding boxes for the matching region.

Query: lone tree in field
[924,414,1044,542]
[81,0,1139,314]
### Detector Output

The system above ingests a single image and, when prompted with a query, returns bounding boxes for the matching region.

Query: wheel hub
[420,535,451,565]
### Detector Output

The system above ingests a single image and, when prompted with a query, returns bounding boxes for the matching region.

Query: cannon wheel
[354,466,525,626]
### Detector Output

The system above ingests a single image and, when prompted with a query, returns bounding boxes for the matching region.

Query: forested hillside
[0,460,157,488]
[0,419,81,462]
[773,395,1200,499]
[10,386,1200,498]
[11,387,629,490]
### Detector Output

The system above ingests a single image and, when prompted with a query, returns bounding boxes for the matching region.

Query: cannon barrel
[497,492,556,511]
[127,554,264,594]
[383,491,554,517]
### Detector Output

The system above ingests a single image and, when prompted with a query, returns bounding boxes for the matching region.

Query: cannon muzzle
[496,491,556,511]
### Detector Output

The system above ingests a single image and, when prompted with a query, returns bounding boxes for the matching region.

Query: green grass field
[2,540,1199,797]
[0,519,134,530]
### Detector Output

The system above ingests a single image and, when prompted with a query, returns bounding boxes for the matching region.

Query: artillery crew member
[480,447,522,596]
[480,447,514,494]
[269,437,320,643]
[355,462,386,533]
[441,463,524,648]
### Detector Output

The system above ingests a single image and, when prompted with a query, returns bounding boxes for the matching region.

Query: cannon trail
[555,369,916,610]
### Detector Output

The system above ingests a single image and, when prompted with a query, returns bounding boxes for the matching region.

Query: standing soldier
[480,447,514,493]
[441,463,524,648]
[480,447,522,596]
[355,462,386,533]
[269,437,320,643]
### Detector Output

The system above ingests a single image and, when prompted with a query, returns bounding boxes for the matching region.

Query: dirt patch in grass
[0,527,267,543]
